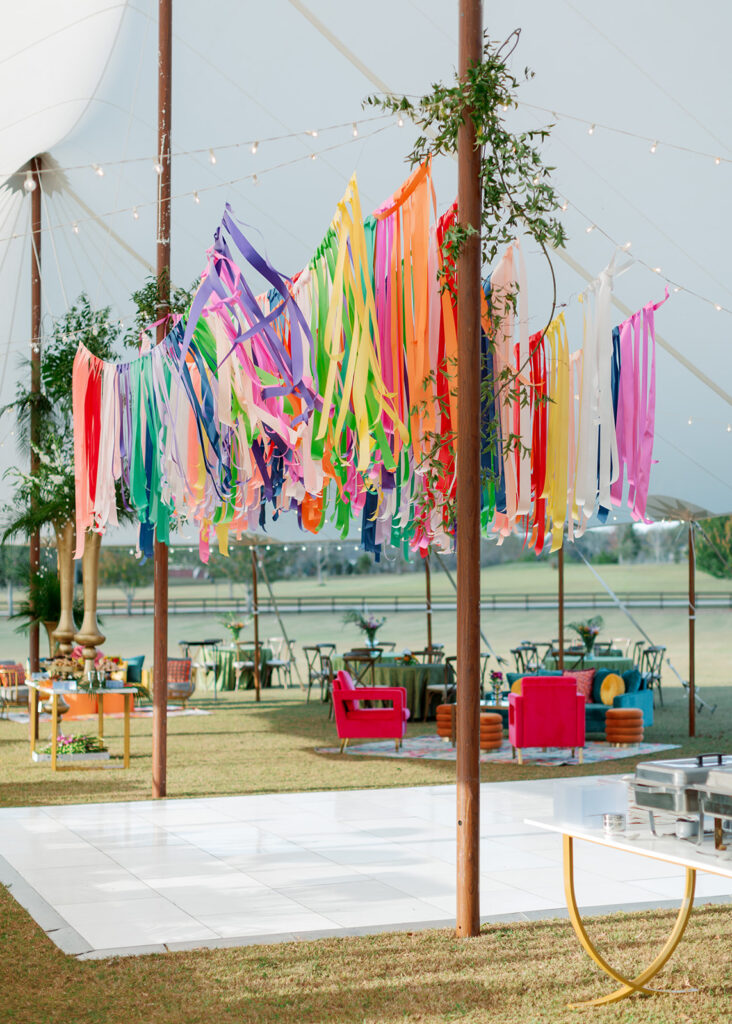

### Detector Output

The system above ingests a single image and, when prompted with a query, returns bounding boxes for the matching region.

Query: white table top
[27,679,139,695]
[526,815,732,879]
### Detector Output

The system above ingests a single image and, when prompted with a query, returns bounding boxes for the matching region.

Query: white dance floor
[1,778,730,958]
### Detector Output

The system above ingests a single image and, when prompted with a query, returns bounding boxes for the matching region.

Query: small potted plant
[33,732,109,763]
[343,610,386,647]
[568,615,604,655]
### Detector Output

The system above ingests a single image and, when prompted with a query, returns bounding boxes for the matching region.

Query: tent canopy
[1,0,730,536]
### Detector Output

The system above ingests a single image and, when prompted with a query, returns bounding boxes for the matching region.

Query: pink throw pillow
[573,669,595,703]
[336,670,361,711]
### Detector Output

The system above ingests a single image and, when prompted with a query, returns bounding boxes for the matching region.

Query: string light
[727,425,732,433]
[72,222,79,234]
[560,200,569,211]
[715,156,721,165]
[622,241,632,250]
[307,130,318,138]
[310,153,317,161]
[652,266,662,274]
[209,148,217,164]
[252,173,259,185]
[650,140,658,154]
[352,122,358,137]
[153,161,162,175]
[585,224,595,233]
[92,163,104,177]
[715,304,722,311]
[397,115,404,127]
[192,191,200,204]
[687,417,693,425]
[23,170,36,192]
[587,123,596,135]
[132,206,139,220]
[250,140,259,155]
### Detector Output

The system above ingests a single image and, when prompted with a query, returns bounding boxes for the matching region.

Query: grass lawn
[2,683,732,1021]
[2,886,731,1024]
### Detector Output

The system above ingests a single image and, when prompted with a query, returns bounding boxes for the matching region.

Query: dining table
[542,653,635,675]
[209,643,274,692]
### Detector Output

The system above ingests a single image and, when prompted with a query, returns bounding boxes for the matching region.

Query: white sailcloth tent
[1,0,731,533]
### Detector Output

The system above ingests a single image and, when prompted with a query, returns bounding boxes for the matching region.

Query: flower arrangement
[489,670,504,703]
[343,610,386,645]
[220,613,250,641]
[568,615,604,654]
[39,733,106,757]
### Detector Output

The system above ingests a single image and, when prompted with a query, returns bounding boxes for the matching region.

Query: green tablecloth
[198,646,273,692]
[335,655,450,719]
[543,655,634,675]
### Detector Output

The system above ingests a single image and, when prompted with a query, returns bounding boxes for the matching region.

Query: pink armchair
[331,670,410,753]
[508,676,585,764]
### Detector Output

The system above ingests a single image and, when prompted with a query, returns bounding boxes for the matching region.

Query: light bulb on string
[397,115,404,127]
[209,148,217,164]
[92,163,104,177]
[310,153,317,161]
[622,241,632,250]
[252,173,259,185]
[352,122,358,137]
[687,417,693,425]
[23,170,36,192]
[715,156,722,165]
[727,425,731,433]
[715,304,722,311]
[72,222,79,235]
[587,123,595,135]
[308,130,318,138]
[192,191,200,204]
[650,140,658,154]
[585,224,595,234]
[250,140,259,155]
[652,266,662,274]
[132,206,139,220]
[673,286,681,293]
[153,161,163,175]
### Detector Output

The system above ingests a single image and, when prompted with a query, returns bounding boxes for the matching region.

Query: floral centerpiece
[490,670,504,704]
[220,613,250,642]
[343,610,386,646]
[568,615,604,654]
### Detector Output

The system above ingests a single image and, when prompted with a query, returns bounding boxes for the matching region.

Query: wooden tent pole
[251,549,261,701]
[688,522,696,738]
[29,155,42,675]
[152,0,172,799]
[257,555,303,686]
[456,0,482,939]
[558,545,565,672]
[424,553,433,659]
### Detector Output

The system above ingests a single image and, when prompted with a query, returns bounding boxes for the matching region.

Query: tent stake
[152,0,172,799]
[455,0,482,940]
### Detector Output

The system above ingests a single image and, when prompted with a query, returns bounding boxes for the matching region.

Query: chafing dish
[691,769,732,850]
[632,754,732,834]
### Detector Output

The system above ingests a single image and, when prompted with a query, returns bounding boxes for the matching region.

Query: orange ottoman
[436,704,456,744]
[480,712,503,751]
[605,707,644,746]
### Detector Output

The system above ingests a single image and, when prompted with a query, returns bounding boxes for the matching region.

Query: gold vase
[73,530,105,675]
[53,519,76,656]
[43,621,59,658]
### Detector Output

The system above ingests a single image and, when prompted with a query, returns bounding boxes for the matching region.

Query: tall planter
[53,519,76,656]
[74,530,105,675]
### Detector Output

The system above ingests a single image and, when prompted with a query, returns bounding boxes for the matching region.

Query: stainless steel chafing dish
[691,768,732,849]
[632,754,732,834]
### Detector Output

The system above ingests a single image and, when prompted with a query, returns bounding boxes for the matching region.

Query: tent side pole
[29,155,42,675]
[252,549,261,701]
[557,545,565,672]
[424,553,433,659]
[455,0,482,940]
[152,0,172,799]
[688,523,696,738]
[257,555,303,686]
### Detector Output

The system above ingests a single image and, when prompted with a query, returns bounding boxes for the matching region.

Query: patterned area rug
[316,735,679,766]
